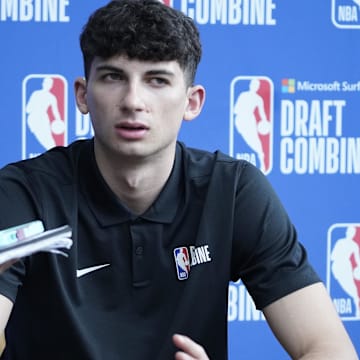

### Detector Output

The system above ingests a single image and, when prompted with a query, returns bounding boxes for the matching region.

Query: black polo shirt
[0,140,320,359]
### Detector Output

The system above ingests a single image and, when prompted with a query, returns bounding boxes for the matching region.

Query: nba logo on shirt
[229,76,274,175]
[327,223,360,320]
[173,247,190,280]
[22,74,68,159]
[331,0,360,29]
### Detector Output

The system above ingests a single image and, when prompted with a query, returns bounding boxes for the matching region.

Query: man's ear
[74,77,89,114]
[184,85,206,121]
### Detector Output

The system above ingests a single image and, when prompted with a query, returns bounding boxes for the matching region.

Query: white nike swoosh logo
[76,264,110,278]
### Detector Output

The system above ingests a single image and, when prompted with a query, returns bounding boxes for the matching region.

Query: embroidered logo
[173,245,212,280]
[173,247,190,280]
[76,264,110,279]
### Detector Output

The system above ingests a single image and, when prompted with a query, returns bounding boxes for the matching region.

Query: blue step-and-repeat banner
[0,0,359,358]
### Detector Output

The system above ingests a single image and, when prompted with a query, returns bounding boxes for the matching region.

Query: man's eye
[103,73,124,81]
[149,77,169,86]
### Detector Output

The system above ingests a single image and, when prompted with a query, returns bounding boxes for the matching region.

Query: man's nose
[120,81,146,112]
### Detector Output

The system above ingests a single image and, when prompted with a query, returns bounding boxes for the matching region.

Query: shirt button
[135,246,144,256]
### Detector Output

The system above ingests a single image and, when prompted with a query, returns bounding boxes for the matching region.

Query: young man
[0,1,358,359]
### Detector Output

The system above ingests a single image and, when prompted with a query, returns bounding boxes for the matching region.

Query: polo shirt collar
[79,140,184,226]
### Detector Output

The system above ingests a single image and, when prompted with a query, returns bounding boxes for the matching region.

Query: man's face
[76,55,202,161]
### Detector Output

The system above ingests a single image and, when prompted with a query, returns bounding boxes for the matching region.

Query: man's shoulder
[0,139,91,183]
[179,142,248,178]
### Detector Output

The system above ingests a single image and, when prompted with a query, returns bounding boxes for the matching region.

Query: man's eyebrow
[145,69,175,77]
[94,64,175,77]
[95,64,124,73]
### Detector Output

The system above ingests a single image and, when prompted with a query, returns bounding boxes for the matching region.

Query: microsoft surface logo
[281,78,296,93]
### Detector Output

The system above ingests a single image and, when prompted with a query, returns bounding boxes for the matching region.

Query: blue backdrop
[1,0,359,358]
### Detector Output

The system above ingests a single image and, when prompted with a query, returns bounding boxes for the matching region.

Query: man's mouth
[115,122,149,139]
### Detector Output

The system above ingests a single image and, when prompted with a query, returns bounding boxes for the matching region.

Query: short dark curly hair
[79,0,202,85]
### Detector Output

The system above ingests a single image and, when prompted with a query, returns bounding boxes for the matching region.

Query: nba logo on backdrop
[327,223,360,320]
[158,0,174,6]
[229,76,274,174]
[331,0,360,29]
[173,247,190,280]
[22,74,68,159]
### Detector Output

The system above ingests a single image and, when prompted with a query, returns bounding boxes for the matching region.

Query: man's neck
[94,146,176,215]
